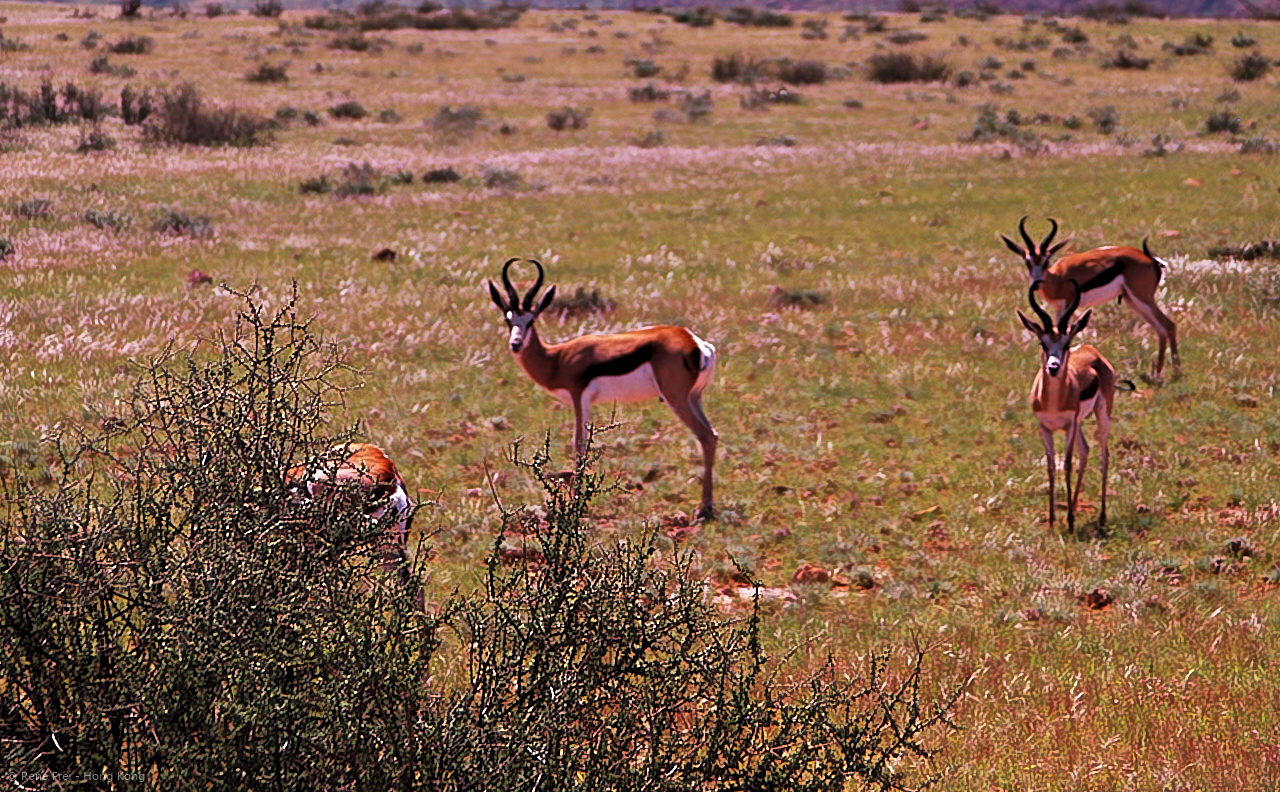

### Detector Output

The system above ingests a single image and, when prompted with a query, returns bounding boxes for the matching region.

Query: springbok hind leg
[668,392,718,520]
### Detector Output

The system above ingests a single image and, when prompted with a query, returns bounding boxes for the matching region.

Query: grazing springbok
[1015,283,1118,533]
[486,258,719,519]
[287,442,413,580]
[1002,216,1179,377]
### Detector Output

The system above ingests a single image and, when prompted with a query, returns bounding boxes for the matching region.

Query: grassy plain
[1,2,1279,787]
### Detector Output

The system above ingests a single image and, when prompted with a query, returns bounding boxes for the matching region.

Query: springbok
[486,258,719,519]
[287,442,413,579]
[1002,216,1179,377]
[1015,283,1118,533]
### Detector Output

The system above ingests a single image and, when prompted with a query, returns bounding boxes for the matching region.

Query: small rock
[372,247,397,261]
[1183,177,1203,187]
[186,269,213,286]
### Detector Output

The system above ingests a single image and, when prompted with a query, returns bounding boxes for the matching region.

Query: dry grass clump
[329,101,368,120]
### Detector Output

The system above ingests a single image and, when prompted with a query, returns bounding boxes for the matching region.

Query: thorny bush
[1,291,958,790]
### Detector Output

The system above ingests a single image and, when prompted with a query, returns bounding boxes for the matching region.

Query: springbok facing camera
[287,442,413,579]
[486,258,719,519]
[1002,216,1179,377]
[1015,284,1118,533]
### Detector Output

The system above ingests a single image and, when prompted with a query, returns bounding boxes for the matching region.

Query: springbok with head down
[486,258,719,519]
[1015,284,1118,533]
[1002,216,1179,377]
[287,442,413,580]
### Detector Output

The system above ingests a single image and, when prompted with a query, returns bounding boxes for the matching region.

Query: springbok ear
[1016,310,1042,337]
[1070,309,1093,338]
[1001,234,1027,257]
[487,280,508,313]
[534,284,557,316]
[1048,239,1070,256]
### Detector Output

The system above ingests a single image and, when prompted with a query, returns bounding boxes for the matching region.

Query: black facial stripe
[580,344,655,385]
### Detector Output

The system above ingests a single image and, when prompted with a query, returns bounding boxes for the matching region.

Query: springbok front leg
[1040,425,1057,528]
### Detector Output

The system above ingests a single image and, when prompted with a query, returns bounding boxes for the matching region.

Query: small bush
[205,3,224,17]
[723,7,792,27]
[1105,49,1151,69]
[1204,111,1243,134]
[1061,26,1088,44]
[109,36,155,55]
[119,0,141,18]
[1088,105,1120,134]
[246,62,289,83]
[329,101,368,120]
[668,6,715,26]
[967,103,1041,151]
[0,237,14,259]
[1164,32,1213,56]
[626,58,661,78]
[378,108,403,123]
[335,161,380,197]
[1231,32,1256,48]
[121,85,152,125]
[628,82,670,102]
[430,104,483,138]
[11,198,53,220]
[147,84,272,147]
[887,30,928,45]
[867,52,951,83]
[423,167,461,183]
[482,166,522,189]
[547,107,589,131]
[634,128,665,148]
[153,207,212,237]
[75,127,116,153]
[1239,135,1277,154]
[1230,51,1272,81]
[330,33,376,52]
[779,59,827,85]
[678,90,713,122]
[800,19,828,40]
[252,0,284,17]
[299,175,333,194]
[83,209,131,230]
[712,52,764,84]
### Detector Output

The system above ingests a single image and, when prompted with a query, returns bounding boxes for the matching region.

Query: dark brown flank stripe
[1079,377,1099,402]
[579,343,655,386]
[1077,262,1126,294]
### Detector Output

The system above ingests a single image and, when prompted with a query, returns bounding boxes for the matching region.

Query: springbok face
[486,257,556,355]
[1016,283,1090,379]
[1002,216,1071,283]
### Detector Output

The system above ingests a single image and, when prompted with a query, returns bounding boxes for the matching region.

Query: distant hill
[51,0,1272,19]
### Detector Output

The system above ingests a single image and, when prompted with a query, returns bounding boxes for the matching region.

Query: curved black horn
[522,259,545,311]
[1028,283,1054,331]
[1040,218,1059,253]
[500,258,521,309]
[1018,216,1034,252]
[1059,280,1081,334]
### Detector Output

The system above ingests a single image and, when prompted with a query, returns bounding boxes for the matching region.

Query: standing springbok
[1015,284,1118,533]
[1002,216,1179,377]
[287,442,413,580]
[486,258,719,519]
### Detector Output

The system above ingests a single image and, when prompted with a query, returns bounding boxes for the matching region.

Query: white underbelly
[1080,278,1121,309]
[584,362,661,406]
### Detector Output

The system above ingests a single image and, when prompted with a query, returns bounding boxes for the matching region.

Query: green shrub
[252,0,284,17]
[0,236,14,259]
[1204,110,1242,134]
[328,100,368,120]
[120,85,152,125]
[83,208,132,230]
[0,291,959,786]
[11,198,53,219]
[626,58,661,78]
[246,62,289,83]
[546,106,589,131]
[147,84,272,147]
[1230,50,1272,81]
[152,207,212,236]
[109,35,154,55]
[867,52,951,83]
[723,6,792,27]
[75,127,116,152]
